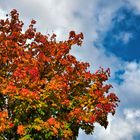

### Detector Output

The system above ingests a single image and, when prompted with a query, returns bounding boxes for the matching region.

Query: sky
[0,0,140,140]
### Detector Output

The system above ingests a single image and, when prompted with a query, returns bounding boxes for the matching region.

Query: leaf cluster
[0,9,119,140]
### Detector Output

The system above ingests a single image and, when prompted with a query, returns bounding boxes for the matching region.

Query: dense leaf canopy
[0,9,119,140]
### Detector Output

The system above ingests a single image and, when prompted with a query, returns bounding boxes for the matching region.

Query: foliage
[0,9,119,140]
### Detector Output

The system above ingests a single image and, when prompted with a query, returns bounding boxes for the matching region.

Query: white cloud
[98,109,140,140]
[124,109,140,121]
[114,32,133,44]
[0,0,124,40]
[0,8,6,19]
[118,62,140,106]
[79,109,140,140]
[127,0,140,14]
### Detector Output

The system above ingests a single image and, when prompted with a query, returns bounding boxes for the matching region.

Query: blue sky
[102,6,140,61]
[0,0,140,140]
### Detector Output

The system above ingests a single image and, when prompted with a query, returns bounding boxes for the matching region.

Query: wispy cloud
[114,32,133,44]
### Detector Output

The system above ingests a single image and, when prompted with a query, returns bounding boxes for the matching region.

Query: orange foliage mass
[0,9,119,139]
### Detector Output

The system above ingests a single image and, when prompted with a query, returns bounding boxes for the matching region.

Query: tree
[0,9,119,140]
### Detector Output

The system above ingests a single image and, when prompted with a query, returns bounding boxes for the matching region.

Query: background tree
[0,9,119,140]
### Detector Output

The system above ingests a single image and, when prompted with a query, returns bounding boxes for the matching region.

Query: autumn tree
[0,9,119,140]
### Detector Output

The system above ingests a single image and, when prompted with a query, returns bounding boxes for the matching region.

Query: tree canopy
[0,9,119,140]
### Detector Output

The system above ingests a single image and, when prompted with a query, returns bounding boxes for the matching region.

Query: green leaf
[37,108,45,115]
[19,135,33,140]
